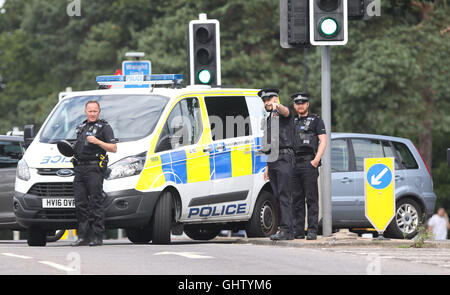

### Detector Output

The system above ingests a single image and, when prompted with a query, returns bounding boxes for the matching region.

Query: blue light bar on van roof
[96,74,183,87]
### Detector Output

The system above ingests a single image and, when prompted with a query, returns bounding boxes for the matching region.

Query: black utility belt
[294,154,315,161]
[77,160,99,166]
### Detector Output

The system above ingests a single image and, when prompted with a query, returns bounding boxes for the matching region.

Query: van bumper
[13,189,160,230]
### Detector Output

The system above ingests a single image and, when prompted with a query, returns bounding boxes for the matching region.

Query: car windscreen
[40,94,169,143]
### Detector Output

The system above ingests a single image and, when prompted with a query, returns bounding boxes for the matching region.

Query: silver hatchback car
[330,133,436,239]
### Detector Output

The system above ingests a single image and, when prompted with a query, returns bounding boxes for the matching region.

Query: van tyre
[125,225,153,244]
[385,198,423,239]
[246,191,279,238]
[184,227,221,241]
[152,191,173,245]
[27,228,47,246]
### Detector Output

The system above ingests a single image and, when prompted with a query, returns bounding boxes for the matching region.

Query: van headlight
[17,159,31,181]
[106,152,147,180]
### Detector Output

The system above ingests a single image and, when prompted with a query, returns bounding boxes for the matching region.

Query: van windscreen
[40,94,169,143]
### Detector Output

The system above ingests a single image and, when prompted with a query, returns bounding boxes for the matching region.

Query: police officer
[258,88,295,240]
[71,100,117,246]
[290,92,327,240]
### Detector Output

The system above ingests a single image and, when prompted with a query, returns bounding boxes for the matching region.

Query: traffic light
[280,0,310,48]
[309,0,348,46]
[188,14,221,85]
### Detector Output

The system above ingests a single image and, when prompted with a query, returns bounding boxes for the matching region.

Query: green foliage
[0,0,448,206]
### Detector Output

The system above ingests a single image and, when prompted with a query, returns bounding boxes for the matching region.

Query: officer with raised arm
[290,92,326,240]
[71,100,117,246]
[259,88,295,240]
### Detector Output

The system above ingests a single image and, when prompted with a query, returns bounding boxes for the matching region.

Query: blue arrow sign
[366,163,392,190]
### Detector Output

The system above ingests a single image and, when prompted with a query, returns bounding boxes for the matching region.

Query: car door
[0,140,23,224]
[203,95,253,218]
[331,138,357,225]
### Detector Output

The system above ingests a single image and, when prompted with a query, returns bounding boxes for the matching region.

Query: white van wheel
[125,225,153,244]
[246,191,279,238]
[27,228,47,247]
[152,191,173,244]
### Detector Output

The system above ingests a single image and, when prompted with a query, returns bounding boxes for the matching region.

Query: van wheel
[27,228,47,246]
[125,225,153,244]
[152,191,173,245]
[184,227,221,241]
[246,191,279,238]
[385,198,423,239]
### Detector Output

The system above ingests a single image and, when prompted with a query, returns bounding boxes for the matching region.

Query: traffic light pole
[321,45,332,237]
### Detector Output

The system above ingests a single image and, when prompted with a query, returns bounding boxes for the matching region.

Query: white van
[14,74,278,246]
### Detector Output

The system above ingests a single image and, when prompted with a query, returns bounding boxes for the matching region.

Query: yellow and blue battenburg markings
[135,89,266,191]
[135,137,267,191]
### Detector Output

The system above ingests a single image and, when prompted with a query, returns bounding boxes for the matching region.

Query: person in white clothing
[427,208,450,240]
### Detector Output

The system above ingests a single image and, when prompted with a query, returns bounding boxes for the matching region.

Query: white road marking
[1,252,33,259]
[38,260,76,272]
[153,251,214,259]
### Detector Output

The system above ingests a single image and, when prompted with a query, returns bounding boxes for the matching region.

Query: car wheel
[385,198,423,239]
[152,191,173,245]
[246,190,279,238]
[27,228,47,246]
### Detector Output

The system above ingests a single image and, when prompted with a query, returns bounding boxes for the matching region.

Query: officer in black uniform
[258,88,295,240]
[71,100,117,246]
[290,92,327,240]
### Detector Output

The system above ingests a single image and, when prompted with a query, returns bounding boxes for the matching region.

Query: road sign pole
[321,45,332,237]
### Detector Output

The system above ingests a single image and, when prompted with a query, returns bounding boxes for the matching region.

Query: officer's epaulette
[309,113,320,119]
[98,119,109,125]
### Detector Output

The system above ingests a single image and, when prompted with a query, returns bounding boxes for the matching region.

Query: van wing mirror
[24,125,35,148]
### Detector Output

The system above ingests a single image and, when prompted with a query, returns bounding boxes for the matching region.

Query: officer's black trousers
[73,164,105,239]
[268,153,294,234]
[292,160,319,234]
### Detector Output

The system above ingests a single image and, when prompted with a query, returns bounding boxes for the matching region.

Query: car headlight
[106,152,147,180]
[17,159,30,181]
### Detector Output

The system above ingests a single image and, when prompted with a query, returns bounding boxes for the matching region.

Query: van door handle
[340,177,352,183]
[203,146,212,153]
[395,175,403,181]
[216,145,225,151]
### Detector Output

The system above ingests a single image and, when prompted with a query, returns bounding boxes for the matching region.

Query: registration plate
[42,198,75,208]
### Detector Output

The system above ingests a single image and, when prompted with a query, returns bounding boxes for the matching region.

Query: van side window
[204,96,251,141]
[0,141,23,168]
[331,139,349,172]
[392,141,418,169]
[351,138,384,171]
[155,97,202,152]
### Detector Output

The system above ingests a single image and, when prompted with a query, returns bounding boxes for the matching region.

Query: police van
[14,74,278,246]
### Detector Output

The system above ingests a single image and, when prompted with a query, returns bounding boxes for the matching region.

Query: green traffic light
[319,17,339,37]
[197,69,212,84]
